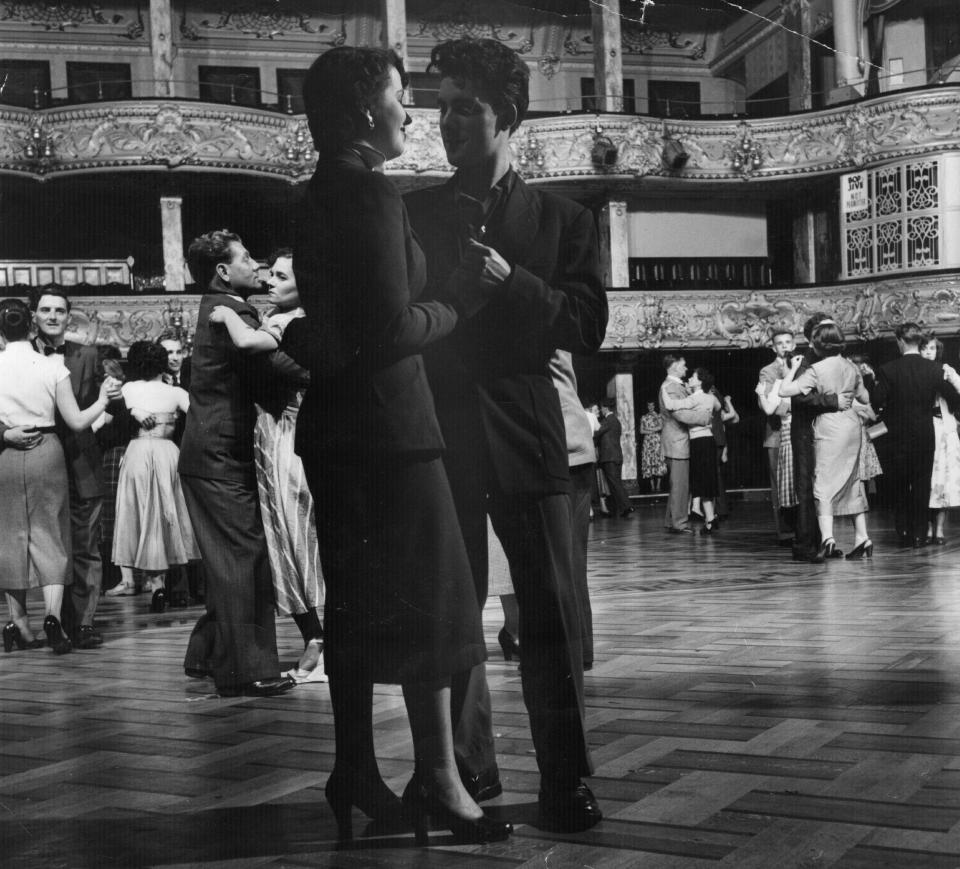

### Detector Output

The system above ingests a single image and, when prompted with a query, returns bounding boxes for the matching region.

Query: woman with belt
[0,298,118,654]
[111,342,197,612]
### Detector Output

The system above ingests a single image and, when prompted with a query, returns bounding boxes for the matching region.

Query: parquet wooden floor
[5,499,960,868]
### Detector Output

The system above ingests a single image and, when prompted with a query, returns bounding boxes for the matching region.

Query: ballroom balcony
[1,84,959,189]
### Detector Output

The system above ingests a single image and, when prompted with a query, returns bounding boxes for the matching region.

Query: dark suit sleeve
[356,174,460,362]
[501,205,607,355]
[793,391,839,411]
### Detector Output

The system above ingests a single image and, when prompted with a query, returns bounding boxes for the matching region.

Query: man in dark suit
[873,322,960,547]
[595,400,633,518]
[178,230,294,697]
[405,37,608,833]
[159,334,191,390]
[33,289,121,649]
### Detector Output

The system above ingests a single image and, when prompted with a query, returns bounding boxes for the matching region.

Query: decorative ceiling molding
[1,87,958,184]
[23,272,960,354]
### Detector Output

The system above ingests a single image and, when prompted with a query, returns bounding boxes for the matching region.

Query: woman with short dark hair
[776,322,874,558]
[283,46,509,845]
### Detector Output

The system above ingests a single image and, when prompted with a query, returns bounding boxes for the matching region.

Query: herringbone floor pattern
[4,500,960,868]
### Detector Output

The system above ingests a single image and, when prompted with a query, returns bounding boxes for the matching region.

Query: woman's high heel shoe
[324,766,404,841]
[402,778,512,846]
[150,589,166,613]
[818,538,843,559]
[42,616,72,655]
[2,622,44,652]
[498,628,520,662]
[846,539,874,559]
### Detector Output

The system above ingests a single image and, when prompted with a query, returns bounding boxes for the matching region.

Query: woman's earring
[366,112,375,129]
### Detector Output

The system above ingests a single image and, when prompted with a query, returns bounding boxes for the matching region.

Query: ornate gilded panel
[1,87,958,184]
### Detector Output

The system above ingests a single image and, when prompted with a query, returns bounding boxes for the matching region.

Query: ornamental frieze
[30,273,960,355]
[603,273,960,351]
[1,87,959,183]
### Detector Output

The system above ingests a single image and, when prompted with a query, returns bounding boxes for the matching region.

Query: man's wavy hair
[428,38,529,134]
[303,46,407,155]
[187,229,241,292]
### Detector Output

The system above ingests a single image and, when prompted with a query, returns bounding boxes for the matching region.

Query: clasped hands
[445,238,512,318]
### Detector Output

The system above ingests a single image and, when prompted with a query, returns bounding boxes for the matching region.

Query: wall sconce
[24,118,55,161]
[284,121,310,162]
[590,120,619,168]
[164,301,193,354]
[661,137,688,170]
[731,126,762,178]
[517,131,545,172]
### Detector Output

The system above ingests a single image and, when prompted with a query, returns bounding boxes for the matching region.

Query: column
[784,0,813,111]
[160,196,186,292]
[832,0,865,99]
[380,0,407,61]
[599,201,630,288]
[591,0,623,112]
[612,369,637,484]
[792,211,816,284]
[149,0,176,98]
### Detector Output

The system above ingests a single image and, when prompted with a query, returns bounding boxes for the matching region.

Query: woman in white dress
[920,336,960,543]
[0,299,119,654]
[111,342,197,612]
[208,249,325,681]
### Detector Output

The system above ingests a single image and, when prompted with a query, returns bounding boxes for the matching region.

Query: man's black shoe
[73,625,103,649]
[538,782,602,833]
[218,676,296,697]
[620,508,635,518]
[666,527,693,535]
[462,766,503,802]
[185,666,212,679]
[792,548,825,564]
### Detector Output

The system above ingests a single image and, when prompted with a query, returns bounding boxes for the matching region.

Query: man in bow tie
[32,290,122,650]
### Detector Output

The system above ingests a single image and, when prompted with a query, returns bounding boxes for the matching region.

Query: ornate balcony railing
[1,85,959,184]
[23,270,958,354]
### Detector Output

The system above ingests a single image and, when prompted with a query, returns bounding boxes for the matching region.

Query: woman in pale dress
[111,342,197,612]
[776,322,874,559]
[0,299,119,654]
[920,336,960,543]
[208,248,325,682]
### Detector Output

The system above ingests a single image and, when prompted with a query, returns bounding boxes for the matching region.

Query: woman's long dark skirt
[304,452,486,684]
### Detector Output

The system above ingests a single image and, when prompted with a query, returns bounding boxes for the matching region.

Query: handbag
[866,421,887,441]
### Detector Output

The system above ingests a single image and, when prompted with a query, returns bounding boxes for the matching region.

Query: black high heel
[324,766,404,841]
[151,589,166,613]
[3,622,44,652]
[402,778,512,846]
[42,616,72,655]
[498,628,520,662]
[846,539,873,559]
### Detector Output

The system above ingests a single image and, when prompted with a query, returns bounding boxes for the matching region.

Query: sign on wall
[841,171,870,214]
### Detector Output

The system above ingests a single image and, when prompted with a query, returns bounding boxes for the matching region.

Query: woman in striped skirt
[207,248,325,682]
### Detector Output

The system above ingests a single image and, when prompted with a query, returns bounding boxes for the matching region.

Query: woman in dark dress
[281,47,510,845]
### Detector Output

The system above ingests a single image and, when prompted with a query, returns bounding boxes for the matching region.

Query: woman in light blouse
[0,299,119,654]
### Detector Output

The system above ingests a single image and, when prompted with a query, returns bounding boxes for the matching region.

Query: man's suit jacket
[178,291,269,483]
[659,377,709,460]
[596,413,623,463]
[874,353,960,456]
[283,149,460,459]
[36,339,103,499]
[405,174,608,498]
